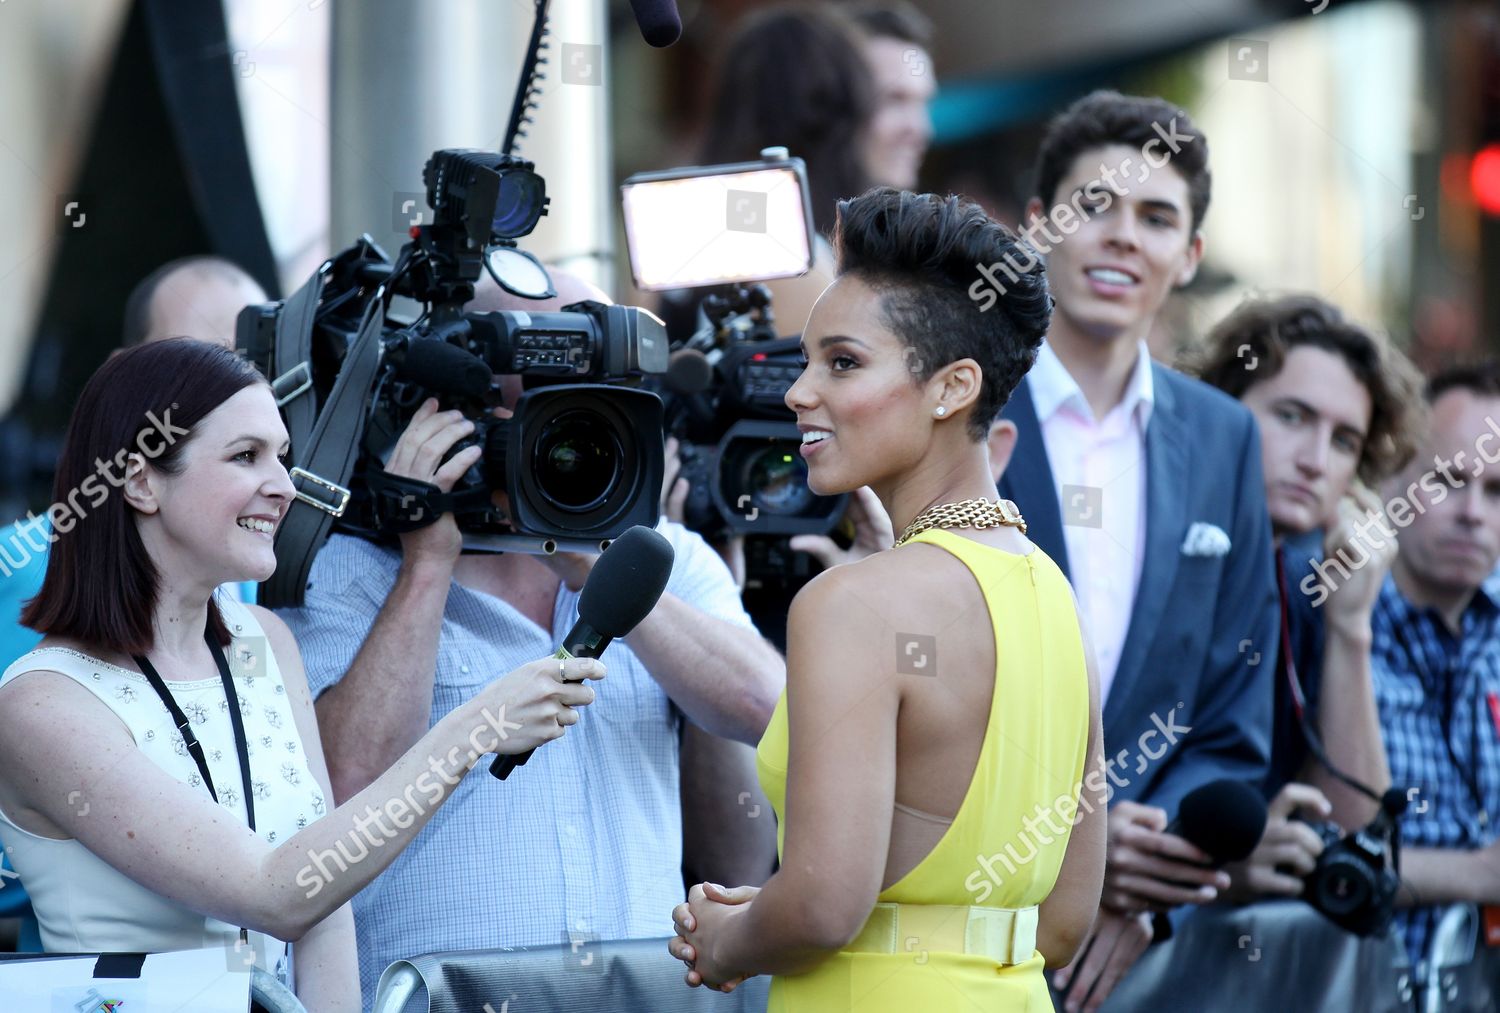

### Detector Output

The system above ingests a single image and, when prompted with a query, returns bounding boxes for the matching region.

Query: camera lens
[492,170,544,238]
[1314,859,1373,917]
[532,409,622,512]
[741,443,814,516]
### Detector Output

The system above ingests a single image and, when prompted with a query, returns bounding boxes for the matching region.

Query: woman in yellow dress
[669,187,1107,1009]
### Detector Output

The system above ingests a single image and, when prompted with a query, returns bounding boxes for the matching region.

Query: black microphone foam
[1169,779,1268,864]
[664,348,713,395]
[491,525,674,779]
[627,0,682,47]
[574,525,675,640]
[396,340,492,399]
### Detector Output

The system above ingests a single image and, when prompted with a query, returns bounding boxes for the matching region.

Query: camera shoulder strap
[268,266,326,455]
[262,300,384,608]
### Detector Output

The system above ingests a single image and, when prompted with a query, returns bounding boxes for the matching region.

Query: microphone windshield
[1173,779,1268,864]
[665,348,713,394]
[396,339,492,400]
[577,525,675,637]
[627,0,682,47]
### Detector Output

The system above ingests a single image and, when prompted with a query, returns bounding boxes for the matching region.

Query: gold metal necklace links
[894,497,1028,548]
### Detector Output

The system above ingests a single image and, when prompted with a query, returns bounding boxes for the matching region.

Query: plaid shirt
[1371,570,1500,968]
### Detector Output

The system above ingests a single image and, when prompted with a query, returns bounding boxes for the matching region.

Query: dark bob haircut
[1193,294,1424,484]
[1033,90,1212,235]
[22,339,268,653]
[833,187,1052,440]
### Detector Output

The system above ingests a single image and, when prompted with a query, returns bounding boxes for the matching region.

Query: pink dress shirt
[1026,340,1154,703]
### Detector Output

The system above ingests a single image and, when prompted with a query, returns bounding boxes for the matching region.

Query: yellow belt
[846,902,1039,966]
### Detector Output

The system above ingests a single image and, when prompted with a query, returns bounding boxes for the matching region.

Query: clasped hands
[667,882,760,991]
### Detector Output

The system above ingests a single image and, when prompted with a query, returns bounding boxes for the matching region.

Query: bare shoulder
[0,665,132,752]
[244,603,292,641]
[788,545,972,645]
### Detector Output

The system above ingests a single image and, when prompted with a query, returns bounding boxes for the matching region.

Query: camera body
[238,148,669,562]
[664,288,847,542]
[1297,808,1402,937]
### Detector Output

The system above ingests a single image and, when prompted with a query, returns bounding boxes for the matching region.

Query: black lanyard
[1438,656,1490,837]
[133,623,256,832]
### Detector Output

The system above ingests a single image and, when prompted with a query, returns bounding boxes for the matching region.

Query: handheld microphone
[627,0,682,47]
[1165,778,1269,864]
[391,338,492,400]
[490,525,675,779]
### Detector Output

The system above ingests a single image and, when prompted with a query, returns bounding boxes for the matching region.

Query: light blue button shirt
[276,525,755,1008]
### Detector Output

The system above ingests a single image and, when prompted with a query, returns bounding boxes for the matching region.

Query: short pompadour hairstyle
[833,187,1052,440]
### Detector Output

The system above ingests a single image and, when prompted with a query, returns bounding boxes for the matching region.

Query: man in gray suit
[983,91,1279,1011]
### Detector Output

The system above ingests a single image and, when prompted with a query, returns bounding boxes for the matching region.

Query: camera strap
[1276,548,1384,804]
[1439,661,1490,836]
[262,299,385,607]
[364,463,495,534]
[269,265,325,452]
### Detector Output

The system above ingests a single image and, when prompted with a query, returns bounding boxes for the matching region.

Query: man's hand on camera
[663,435,745,589]
[387,398,482,570]
[662,435,690,519]
[788,486,892,569]
[1222,782,1330,903]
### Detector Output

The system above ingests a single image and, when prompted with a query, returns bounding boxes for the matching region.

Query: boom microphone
[1166,779,1269,864]
[490,524,675,778]
[391,338,492,400]
[627,0,682,47]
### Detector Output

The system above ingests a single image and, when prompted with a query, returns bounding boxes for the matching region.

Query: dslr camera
[1295,788,1406,937]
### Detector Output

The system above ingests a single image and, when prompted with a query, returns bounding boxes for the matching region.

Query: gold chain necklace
[894,497,1028,548]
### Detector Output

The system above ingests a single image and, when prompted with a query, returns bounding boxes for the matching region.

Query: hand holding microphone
[491,524,675,779]
[471,655,608,757]
[1102,781,1268,914]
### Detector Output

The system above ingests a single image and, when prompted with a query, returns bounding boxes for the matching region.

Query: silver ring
[558,658,567,682]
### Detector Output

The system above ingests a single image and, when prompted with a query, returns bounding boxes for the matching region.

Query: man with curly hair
[1194,294,1424,903]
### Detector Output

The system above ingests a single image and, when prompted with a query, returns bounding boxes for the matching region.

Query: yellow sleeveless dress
[755,528,1090,1010]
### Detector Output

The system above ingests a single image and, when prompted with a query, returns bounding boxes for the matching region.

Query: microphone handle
[489,634,611,779]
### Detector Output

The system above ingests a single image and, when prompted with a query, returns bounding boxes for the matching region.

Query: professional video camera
[621,149,848,548]
[238,2,667,607]
[1295,788,1406,937]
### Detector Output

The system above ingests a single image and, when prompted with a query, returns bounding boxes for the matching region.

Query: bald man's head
[122,256,268,349]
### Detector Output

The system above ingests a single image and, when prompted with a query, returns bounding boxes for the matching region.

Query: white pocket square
[1181,522,1231,557]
